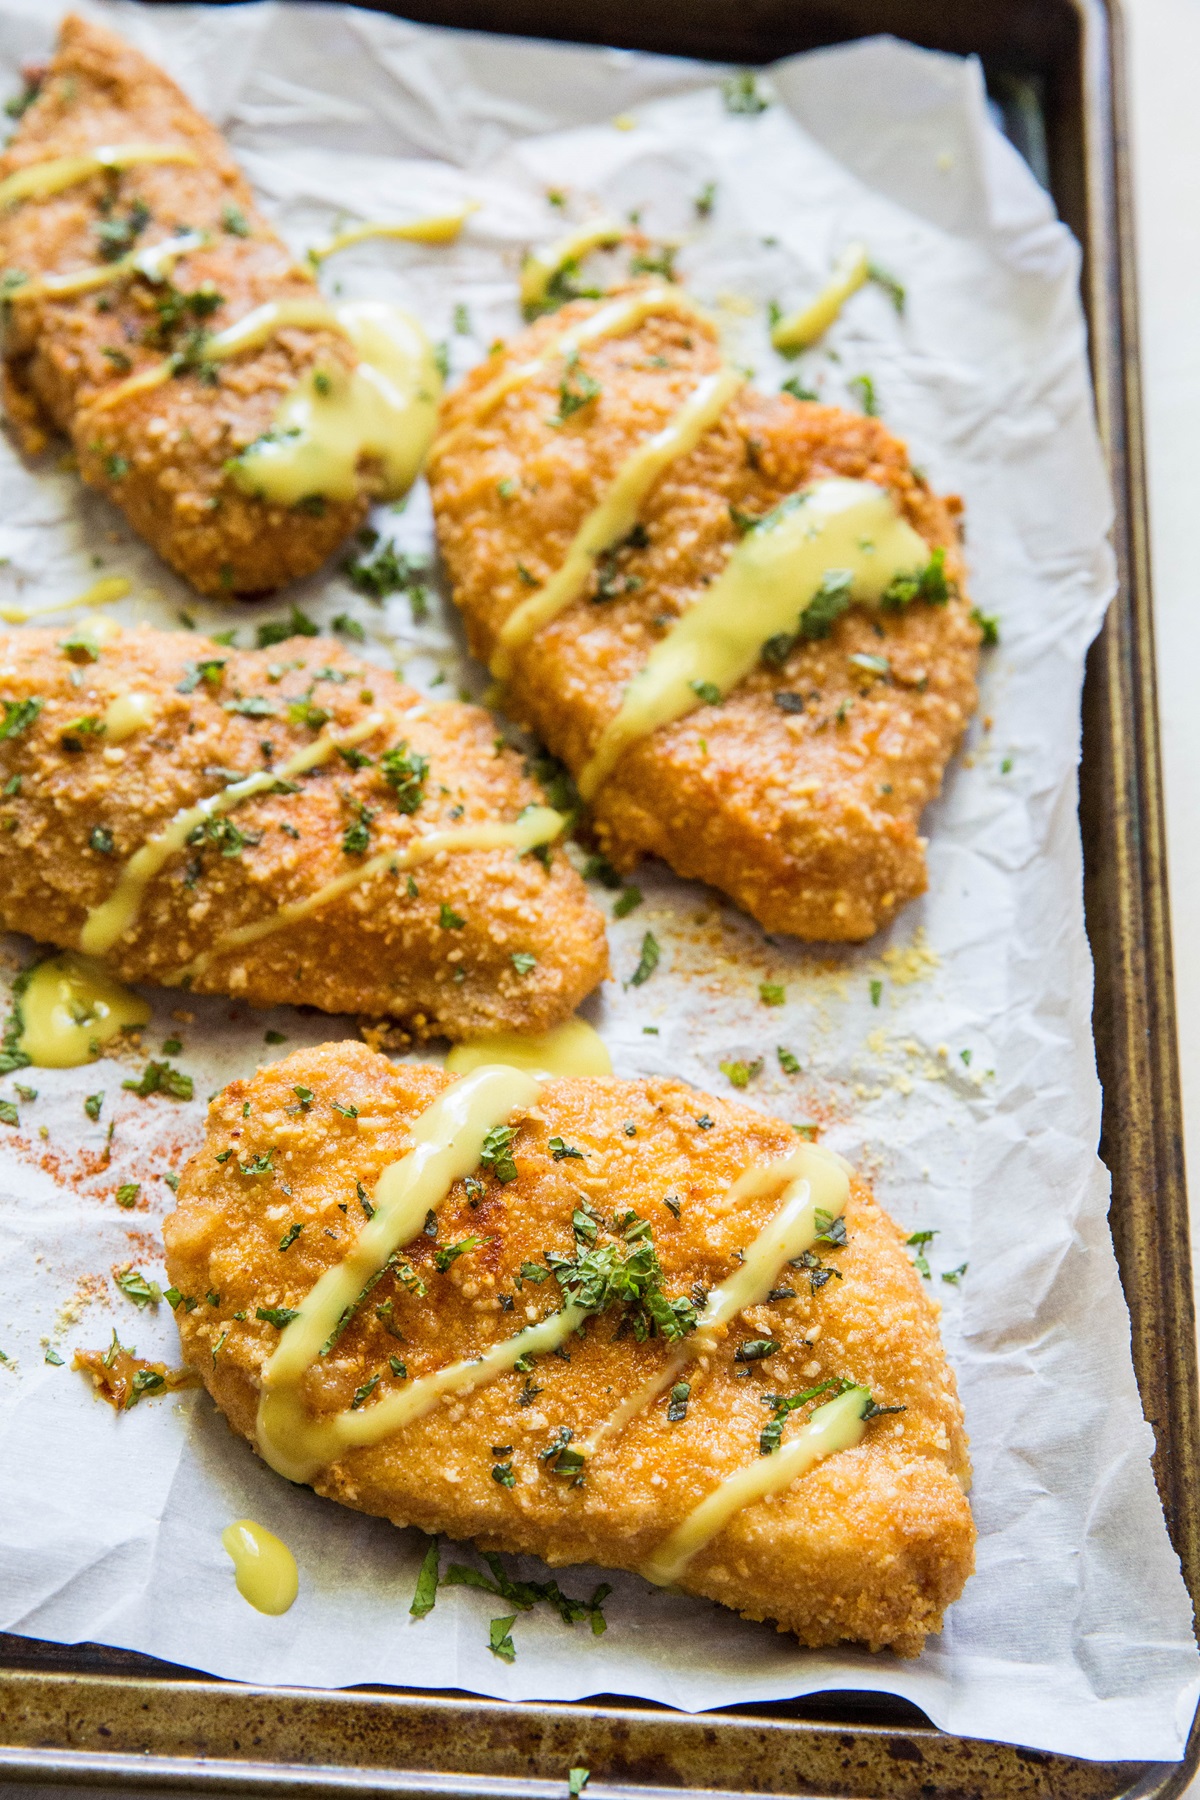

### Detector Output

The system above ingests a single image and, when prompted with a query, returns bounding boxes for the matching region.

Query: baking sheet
[0,0,1195,1763]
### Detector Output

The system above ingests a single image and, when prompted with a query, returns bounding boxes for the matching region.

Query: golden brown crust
[164,1045,975,1655]
[0,626,607,1036]
[429,294,980,940]
[0,14,366,595]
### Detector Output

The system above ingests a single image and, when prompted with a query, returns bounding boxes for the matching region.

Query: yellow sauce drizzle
[0,143,200,210]
[307,208,473,263]
[519,218,624,313]
[230,302,441,506]
[0,575,130,626]
[257,1065,544,1481]
[489,366,743,679]
[102,692,156,743]
[16,951,150,1068]
[430,284,706,465]
[91,298,345,413]
[171,805,564,985]
[446,1017,612,1079]
[639,1384,871,1586]
[14,230,205,303]
[582,1141,850,1454]
[577,477,930,799]
[770,243,869,352]
[79,710,390,957]
[220,1519,299,1615]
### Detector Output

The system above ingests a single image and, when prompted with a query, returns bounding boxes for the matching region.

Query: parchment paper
[0,0,1195,1763]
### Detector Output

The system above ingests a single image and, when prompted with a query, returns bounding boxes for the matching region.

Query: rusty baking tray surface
[1,0,1196,1795]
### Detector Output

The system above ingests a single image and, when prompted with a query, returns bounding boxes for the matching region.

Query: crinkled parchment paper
[0,0,1195,1762]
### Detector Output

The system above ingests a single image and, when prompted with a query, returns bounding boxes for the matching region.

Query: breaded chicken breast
[0,15,418,596]
[0,627,607,1037]
[163,1045,974,1655]
[429,291,980,940]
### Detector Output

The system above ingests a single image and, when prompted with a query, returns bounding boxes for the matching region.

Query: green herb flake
[759,981,785,1006]
[434,1234,484,1273]
[114,1268,160,1307]
[971,606,1000,646]
[278,1222,303,1252]
[906,1229,937,1279]
[549,1136,584,1162]
[569,1771,591,1798]
[255,605,319,648]
[722,70,769,114]
[689,678,721,706]
[510,951,537,975]
[122,1061,193,1101]
[719,1058,761,1090]
[410,1536,440,1617]
[870,978,883,1007]
[256,1305,301,1328]
[0,1098,17,1127]
[612,886,642,918]
[84,1093,103,1122]
[0,697,42,742]
[488,1614,518,1662]
[777,1046,800,1075]
[480,1124,519,1185]
[627,931,660,988]
[114,1182,140,1209]
[438,903,466,930]
[44,1347,64,1366]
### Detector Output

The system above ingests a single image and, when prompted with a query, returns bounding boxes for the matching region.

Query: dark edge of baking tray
[2,0,1196,1795]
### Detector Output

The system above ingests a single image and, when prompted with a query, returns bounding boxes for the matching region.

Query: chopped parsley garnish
[114,1183,140,1209]
[256,605,318,648]
[814,1209,848,1247]
[176,657,226,693]
[343,535,424,601]
[221,204,251,236]
[342,805,373,856]
[14,1083,35,1102]
[759,981,785,1006]
[0,697,41,741]
[781,375,819,401]
[551,350,601,425]
[44,1347,64,1366]
[971,605,1000,645]
[792,1247,842,1294]
[722,70,769,114]
[479,1125,519,1184]
[331,612,366,642]
[547,1213,697,1344]
[438,902,466,930]
[613,886,642,918]
[627,931,660,988]
[867,262,905,312]
[380,742,429,813]
[350,1372,381,1409]
[777,1046,800,1074]
[115,1268,161,1307]
[759,1378,850,1453]
[164,1287,196,1311]
[510,952,537,975]
[389,1354,407,1377]
[491,1460,516,1489]
[849,373,878,415]
[942,1264,968,1285]
[434,1234,484,1272]
[519,1261,549,1284]
[489,1615,518,1661]
[881,546,952,610]
[694,181,716,217]
[225,695,276,718]
[905,1230,937,1278]
[734,1338,779,1363]
[410,1536,440,1617]
[265,1030,286,1045]
[870,978,883,1006]
[719,1058,761,1090]
[689,678,721,706]
[332,1100,358,1119]
[122,1061,193,1101]
[256,1306,301,1328]
[695,1114,714,1130]
[84,1094,103,1121]
[548,1136,583,1162]
[278,1222,303,1251]
[667,1381,690,1422]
